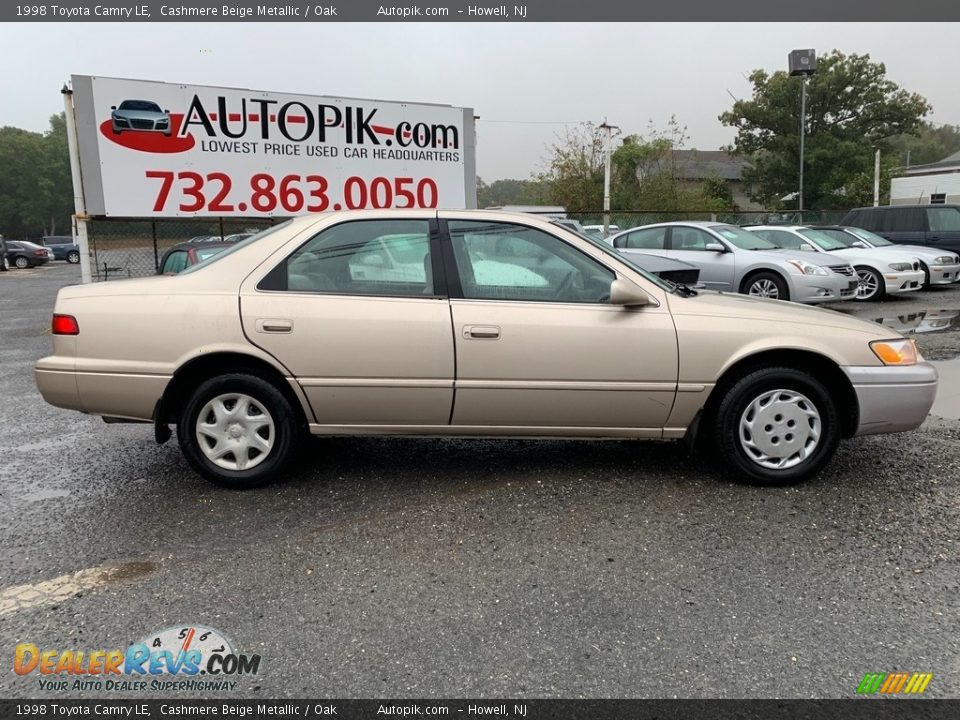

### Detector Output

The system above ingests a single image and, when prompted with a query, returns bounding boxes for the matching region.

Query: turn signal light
[870,339,918,366]
[51,314,80,335]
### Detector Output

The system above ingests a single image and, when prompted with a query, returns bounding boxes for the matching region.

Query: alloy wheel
[748,278,780,299]
[855,268,880,300]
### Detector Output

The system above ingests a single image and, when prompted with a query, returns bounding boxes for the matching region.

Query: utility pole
[599,121,619,238]
[799,76,807,213]
[788,49,816,218]
[874,148,881,206]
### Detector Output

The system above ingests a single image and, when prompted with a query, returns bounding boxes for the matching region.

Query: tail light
[52,314,80,335]
[34,249,47,257]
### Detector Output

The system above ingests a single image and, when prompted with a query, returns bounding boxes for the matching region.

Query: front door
[666,226,736,291]
[441,217,678,433]
[240,216,454,426]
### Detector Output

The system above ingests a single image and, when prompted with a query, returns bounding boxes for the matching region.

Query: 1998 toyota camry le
[35,211,939,489]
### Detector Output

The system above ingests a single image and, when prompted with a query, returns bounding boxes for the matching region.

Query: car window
[670,228,717,251]
[714,225,776,250]
[195,247,228,262]
[756,229,806,250]
[846,227,893,246]
[266,220,433,296]
[817,229,859,246]
[927,208,960,232]
[798,229,849,251]
[162,251,189,274]
[621,227,667,250]
[448,220,615,303]
[181,220,293,275]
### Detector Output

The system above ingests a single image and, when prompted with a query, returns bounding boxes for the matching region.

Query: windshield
[552,222,674,292]
[847,227,893,246]
[119,100,162,112]
[713,225,777,251]
[798,228,851,251]
[180,221,294,274]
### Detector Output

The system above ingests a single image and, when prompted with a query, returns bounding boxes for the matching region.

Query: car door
[239,215,455,427]
[875,207,926,247]
[614,226,670,259]
[924,207,960,254]
[665,227,736,291]
[440,216,678,433]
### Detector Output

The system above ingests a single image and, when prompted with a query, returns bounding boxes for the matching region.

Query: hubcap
[856,269,879,299]
[748,279,779,299]
[738,389,821,470]
[15,257,28,268]
[195,393,275,471]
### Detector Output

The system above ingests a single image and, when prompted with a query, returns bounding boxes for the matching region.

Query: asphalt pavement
[1,263,959,699]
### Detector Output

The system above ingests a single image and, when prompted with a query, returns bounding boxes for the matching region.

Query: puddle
[873,310,960,335]
[931,358,960,420]
[21,487,71,502]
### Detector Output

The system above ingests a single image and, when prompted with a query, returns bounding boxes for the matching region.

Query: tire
[712,367,840,486]
[919,262,931,289]
[177,373,302,489]
[66,251,80,264]
[854,266,885,302]
[14,256,29,269]
[743,271,789,301]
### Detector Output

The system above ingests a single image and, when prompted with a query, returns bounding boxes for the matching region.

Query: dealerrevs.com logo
[100,93,461,156]
[14,625,261,692]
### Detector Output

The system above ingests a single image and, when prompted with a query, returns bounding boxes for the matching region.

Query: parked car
[840,205,960,255]
[4,241,51,269]
[35,211,937,489]
[610,222,858,303]
[42,236,81,264]
[159,241,235,274]
[813,225,960,286]
[111,99,172,136]
[747,225,924,302]
[223,233,256,243]
[187,235,217,244]
[582,224,621,242]
[0,235,7,271]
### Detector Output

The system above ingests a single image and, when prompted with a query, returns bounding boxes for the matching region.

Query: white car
[814,226,960,287]
[582,224,621,242]
[747,226,924,302]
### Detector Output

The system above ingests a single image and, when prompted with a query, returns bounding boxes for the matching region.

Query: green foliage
[888,122,960,168]
[476,176,553,207]
[0,113,73,238]
[720,50,931,210]
[538,123,606,212]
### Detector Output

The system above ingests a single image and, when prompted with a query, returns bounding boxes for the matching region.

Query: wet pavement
[1,263,959,699]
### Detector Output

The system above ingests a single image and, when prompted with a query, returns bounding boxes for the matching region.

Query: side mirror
[164,109,170,114]
[705,242,726,253]
[110,105,117,110]
[610,279,651,307]
[852,240,868,248]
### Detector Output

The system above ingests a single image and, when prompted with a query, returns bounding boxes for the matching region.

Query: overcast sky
[2,22,958,180]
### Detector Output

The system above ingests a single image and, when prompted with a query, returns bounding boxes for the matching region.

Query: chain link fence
[85,217,283,280]
[554,209,849,231]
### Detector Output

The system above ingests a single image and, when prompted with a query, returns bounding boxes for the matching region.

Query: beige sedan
[35,211,938,489]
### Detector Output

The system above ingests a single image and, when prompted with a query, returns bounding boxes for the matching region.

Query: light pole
[788,49,817,215]
[599,121,619,237]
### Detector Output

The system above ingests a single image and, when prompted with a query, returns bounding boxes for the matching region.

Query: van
[840,205,960,254]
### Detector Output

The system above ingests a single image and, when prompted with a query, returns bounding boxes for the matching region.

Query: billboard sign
[71,75,476,217]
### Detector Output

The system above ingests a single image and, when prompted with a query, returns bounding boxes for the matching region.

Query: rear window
[180,221,293,275]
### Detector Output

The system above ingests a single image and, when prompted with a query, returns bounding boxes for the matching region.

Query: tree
[476,176,553,207]
[538,123,605,212]
[888,122,960,168]
[720,51,931,210]
[0,113,73,238]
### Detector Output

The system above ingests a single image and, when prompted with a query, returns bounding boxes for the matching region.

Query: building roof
[904,150,960,176]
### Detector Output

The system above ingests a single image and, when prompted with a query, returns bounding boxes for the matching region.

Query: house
[635,149,763,211]
[890,151,960,205]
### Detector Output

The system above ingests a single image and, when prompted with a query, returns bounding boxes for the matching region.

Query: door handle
[463,325,500,340]
[928,236,941,242]
[256,319,293,333]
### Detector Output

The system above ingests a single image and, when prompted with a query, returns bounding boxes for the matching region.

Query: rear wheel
[854,266,884,301]
[177,373,301,489]
[66,250,80,264]
[14,256,29,269]
[743,272,789,301]
[713,367,840,485]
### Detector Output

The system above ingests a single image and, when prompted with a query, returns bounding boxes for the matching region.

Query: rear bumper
[35,359,168,422]
[843,363,938,436]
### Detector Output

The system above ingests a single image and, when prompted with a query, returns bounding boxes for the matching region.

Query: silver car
[110,99,172,136]
[610,222,857,303]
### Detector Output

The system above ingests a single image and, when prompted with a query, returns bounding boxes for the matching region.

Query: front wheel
[713,367,840,485]
[854,266,885,301]
[66,250,80,264]
[14,256,29,269]
[743,272,789,301]
[177,373,301,489]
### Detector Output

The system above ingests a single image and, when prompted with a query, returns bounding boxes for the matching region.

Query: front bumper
[926,262,960,285]
[843,363,938,436]
[790,273,858,304]
[884,269,924,295]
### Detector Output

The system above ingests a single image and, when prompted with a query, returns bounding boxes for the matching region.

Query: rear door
[876,207,927,246]
[615,226,670,259]
[924,207,960,254]
[666,227,736,291]
[239,214,455,427]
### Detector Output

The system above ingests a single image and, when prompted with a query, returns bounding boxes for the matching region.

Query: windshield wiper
[668,280,698,297]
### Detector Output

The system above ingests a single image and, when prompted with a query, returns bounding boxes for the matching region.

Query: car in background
[813,225,960,286]
[610,221,857,304]
[582,224,621,242]
[41,236,81,264]
[223,233,256,243]
[747,225,924,302]
[187,235,217,244]
[841,205,960,255]
[158,241,236,275]
[4,241,51,269]
[111,100,172,136]
[36,210,938,490]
